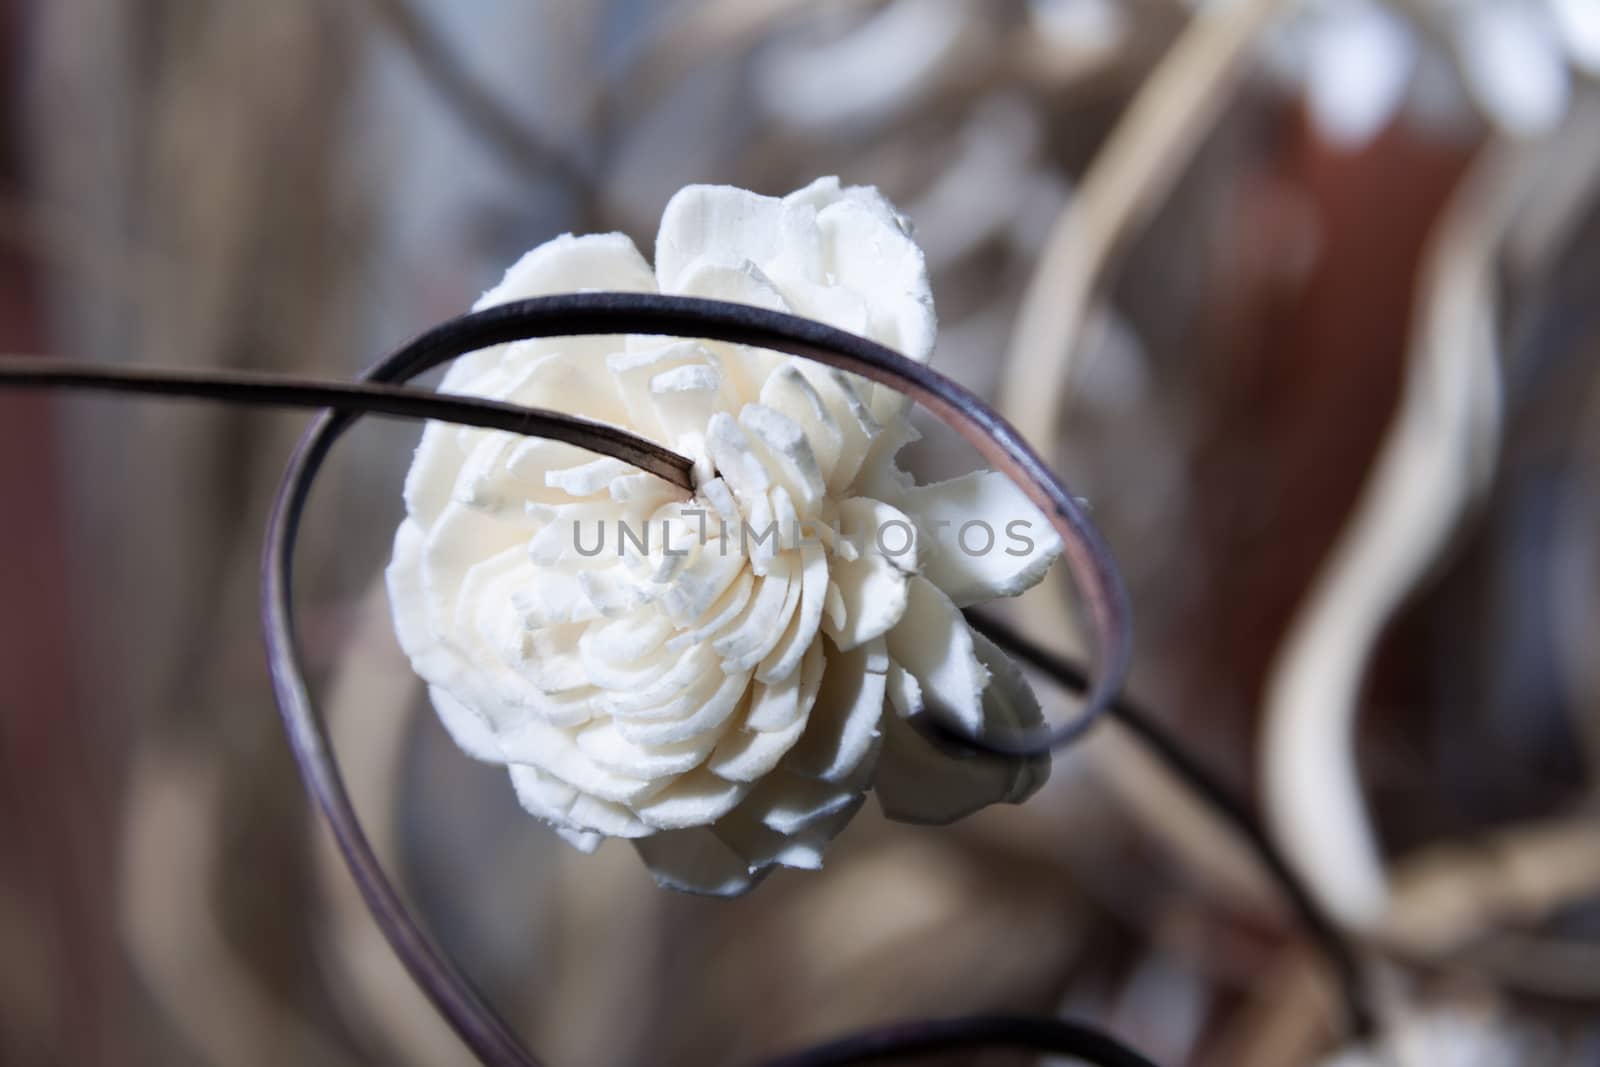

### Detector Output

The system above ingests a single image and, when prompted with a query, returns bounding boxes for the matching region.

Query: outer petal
[655,185,791,293]
[634,828,759,897]
[882,576,986,735]
[874,632,1049,824]
[443,232,656,388]
[784,637,885,782]
[894,470,1062,606]
[632,769,752,830]
[807,179,935,422]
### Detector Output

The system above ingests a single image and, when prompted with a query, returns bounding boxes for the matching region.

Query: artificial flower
[387,178,1059,895]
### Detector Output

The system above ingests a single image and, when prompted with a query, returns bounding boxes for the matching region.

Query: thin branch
[260,293,1135,1067]
[0,357,695,492]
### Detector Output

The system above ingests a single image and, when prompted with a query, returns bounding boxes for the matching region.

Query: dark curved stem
[964,610,1376,1041]
[342,293,1137,759]
[756,1015,1161,1067]
[260,293,1135,1066]
[0,356,694,491]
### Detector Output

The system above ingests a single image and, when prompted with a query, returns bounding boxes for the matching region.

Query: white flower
[1265,0,1598,145]
[386,178,1060,896]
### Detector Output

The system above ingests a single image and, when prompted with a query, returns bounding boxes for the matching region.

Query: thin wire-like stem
[756,1015,1161,1067]
[260,293,1135,1066]
[0,357,694,491]
[964,610,1375,1041]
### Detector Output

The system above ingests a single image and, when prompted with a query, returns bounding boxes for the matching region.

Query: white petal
[817,192,936,367]
[821,562,908,653]
[874,633,1048,824]
[883,576,986,735]
[754,773,863,836]
[599,644,718,713]
[712,555,798,670]
[668,568,753,649]
[555,827,604,854]
[387,519,456,681]
[613,670,750,745]
[650,363,733,446]
[793,365,881,495]
[425,684,504,763]
[820,499,916,651]
[705,703,809,783]
[656,184,790,293]
[634,828,758,896]
[714,792,865,873]
[661,258,792,402]
[499,722,660,806]
[576,720,718,778]
[739,404,826,518]
[760,363,845,489]
[545,457,635,498]
[785,637,885,782]
[632,769,752,830]
[606,340,716,440]
[705,411,771,501]
[567,793,656,838]
[896,470,1062,606]
[444,232,655,388]
[509,764,654,838]
[755,540,829,684]
[402,424,467,528]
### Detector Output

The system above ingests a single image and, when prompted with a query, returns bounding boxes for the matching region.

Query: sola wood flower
[387,178,1059,895]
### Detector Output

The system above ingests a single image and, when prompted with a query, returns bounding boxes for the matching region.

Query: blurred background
[1,0,1598,1064]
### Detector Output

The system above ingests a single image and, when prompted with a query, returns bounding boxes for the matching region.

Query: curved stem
[0,357,694,491]
[260,293,1134,1065]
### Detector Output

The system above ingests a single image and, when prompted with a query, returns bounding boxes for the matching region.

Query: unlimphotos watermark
[566,508,1041,560]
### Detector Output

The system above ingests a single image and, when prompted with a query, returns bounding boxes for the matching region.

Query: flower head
[387,178,1059,895]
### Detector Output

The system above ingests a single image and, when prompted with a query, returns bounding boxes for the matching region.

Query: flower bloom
[1255,0,1598,145]
[387,178,1059,895]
